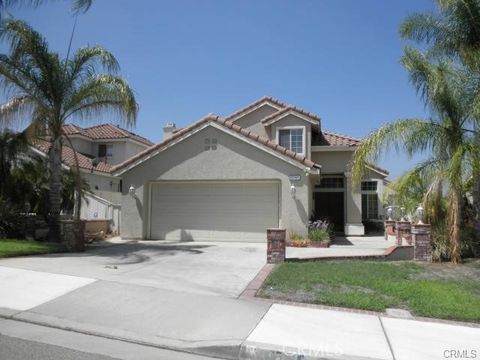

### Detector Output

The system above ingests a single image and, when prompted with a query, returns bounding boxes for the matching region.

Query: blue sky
[10,0,436,178]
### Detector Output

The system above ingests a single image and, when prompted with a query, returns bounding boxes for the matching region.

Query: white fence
[80,191,121,232]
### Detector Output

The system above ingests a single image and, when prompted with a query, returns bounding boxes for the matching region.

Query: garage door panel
[150,182,279,242]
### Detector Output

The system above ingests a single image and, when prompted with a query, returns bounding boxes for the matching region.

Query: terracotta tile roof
[31,139,112,173]
[366,163,390,176]
[320,130,362,146]
[111,115,317,174]
[261,106,321,126]
[225,96,286,121]
[62,123,154,146]
[62,124,83,135]
[226,96,322,125]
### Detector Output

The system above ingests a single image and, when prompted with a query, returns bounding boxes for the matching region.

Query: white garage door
[150,181,279,242]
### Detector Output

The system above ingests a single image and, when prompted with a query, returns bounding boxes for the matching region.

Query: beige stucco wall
[119,125,311,239]
[84,172,121,192]
[69,138,93,156]
[311,150,353,174]
[270,114,312,159]
[125,141,149,160]
[233,104,279,139]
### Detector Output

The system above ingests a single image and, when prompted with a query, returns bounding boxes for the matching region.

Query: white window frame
[98,144,113,157]
[361,179,379,220]
[276,126,306,155]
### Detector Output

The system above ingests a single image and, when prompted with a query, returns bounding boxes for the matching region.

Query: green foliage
[352,40,474,263]
[0,0,93,15]
[308,229,330,242]
[289,232,304,241]
[0,198,25,238]
[260,261,480,322]
[0,238,65,258]
[0,19,137,239]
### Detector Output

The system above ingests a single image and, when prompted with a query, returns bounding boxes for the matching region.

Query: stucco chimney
[163,122,176,140]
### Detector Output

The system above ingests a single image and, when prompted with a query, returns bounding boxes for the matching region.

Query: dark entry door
[314,192,345,232]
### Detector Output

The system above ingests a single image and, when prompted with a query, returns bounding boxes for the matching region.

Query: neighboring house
[30,124,154,193]
[111,97,389,242]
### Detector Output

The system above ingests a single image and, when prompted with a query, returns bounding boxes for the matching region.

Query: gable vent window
[204,138,217,151]
[279,128,304,154]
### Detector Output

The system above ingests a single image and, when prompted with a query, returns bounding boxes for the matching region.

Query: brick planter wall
[267,228,286,264]
[60,220,86,252]
[396,221,412,246]
[411,224,432,262]
[384,220,395,240]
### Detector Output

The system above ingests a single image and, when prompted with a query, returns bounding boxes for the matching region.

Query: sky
[8,0,437,179]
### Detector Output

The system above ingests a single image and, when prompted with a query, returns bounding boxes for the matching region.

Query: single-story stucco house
[111,97,389,242]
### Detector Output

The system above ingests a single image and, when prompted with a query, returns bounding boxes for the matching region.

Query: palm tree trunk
[473,170,480,244]
[48,136,63,243]
[449,188,463,263]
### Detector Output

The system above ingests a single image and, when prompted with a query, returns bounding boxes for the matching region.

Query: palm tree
[0,129,26,196]
[401,0,480,241]
[0,0,92,15]
[400,0,480,70]
[352,48,473,263]
[0,19,138,242]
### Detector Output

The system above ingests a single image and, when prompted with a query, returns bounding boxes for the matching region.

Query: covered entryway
[314,192,345,232]
[149,181,279,242]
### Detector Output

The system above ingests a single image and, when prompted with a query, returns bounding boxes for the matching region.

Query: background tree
[0,19,137,241]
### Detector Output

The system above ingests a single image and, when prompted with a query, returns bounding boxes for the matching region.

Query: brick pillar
[384,220,395,240]
[267,228,286,264]
[60,220,85,252]
[411,224,432,261]
[396,221,411,246]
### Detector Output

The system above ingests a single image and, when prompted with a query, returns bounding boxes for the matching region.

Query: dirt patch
[411,259,480,281]
[260,283,376,303]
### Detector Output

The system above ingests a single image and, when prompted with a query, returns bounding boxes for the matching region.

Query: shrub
[308,228,330,242]
[362,220,384,234]
[307,219,331,232]
[0,199,26,238]
[289,232,304,241]
[307,219,332,242]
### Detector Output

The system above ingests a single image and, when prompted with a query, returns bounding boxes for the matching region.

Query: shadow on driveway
[33,241,213,266]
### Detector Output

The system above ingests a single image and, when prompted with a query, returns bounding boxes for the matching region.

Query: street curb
[0,312,237,360]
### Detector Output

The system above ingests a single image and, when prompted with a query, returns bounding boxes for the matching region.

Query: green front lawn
[0,239,65,258]
[259,260,480,322]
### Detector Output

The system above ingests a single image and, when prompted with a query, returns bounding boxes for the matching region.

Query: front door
[314,192,345,232]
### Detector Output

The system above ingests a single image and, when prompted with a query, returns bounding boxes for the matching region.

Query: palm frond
[69,46,119,81]
[0,95,33,129]
[64,74,138,127]
[351,119,440,185]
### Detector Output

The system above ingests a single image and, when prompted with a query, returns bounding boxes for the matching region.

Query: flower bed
[288,219,333,248]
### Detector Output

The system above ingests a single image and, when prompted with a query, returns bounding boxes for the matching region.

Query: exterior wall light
[290,184,296,196]
[129,185,136,198]
[416,205,425,224]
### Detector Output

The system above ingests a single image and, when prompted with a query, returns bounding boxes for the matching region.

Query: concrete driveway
[0,240,271,359]
[0,239,267,298]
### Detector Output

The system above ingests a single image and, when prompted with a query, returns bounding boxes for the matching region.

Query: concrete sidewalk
[240,304,480,360]
[286,235,396,259]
